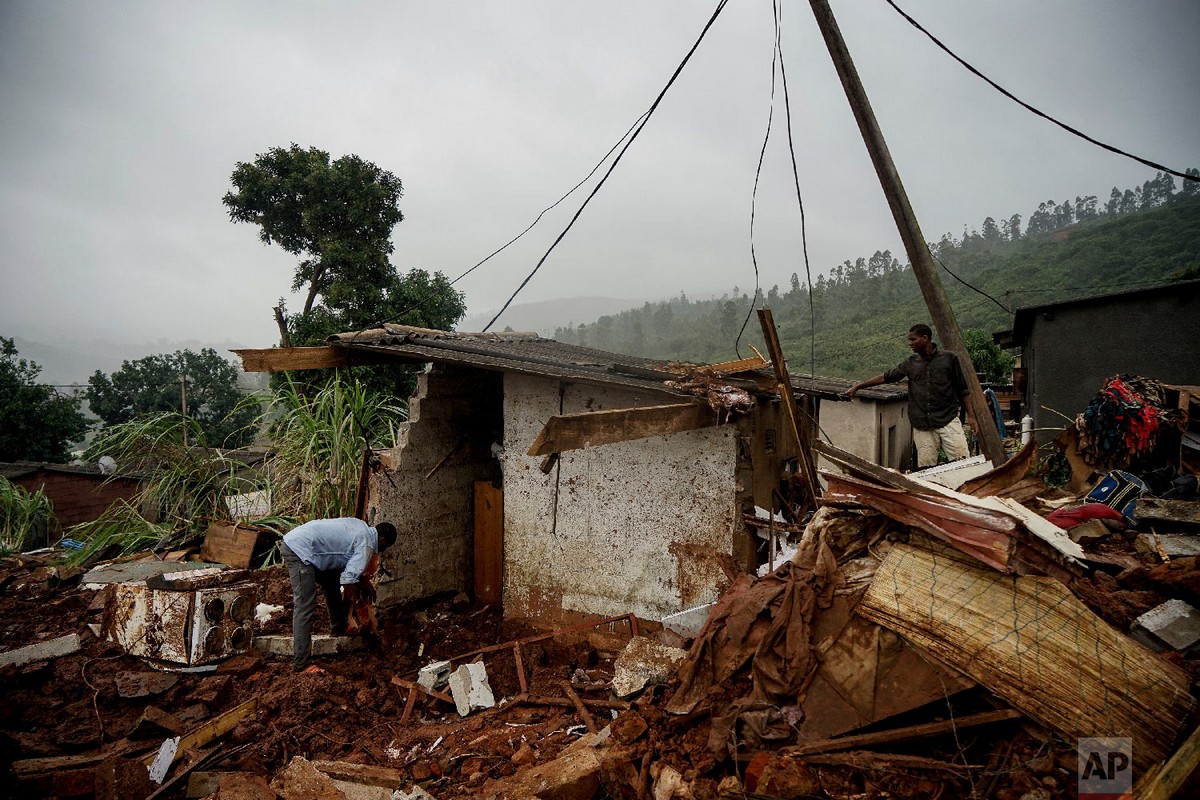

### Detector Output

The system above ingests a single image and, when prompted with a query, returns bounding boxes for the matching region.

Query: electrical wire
[884,0,1200,183]
[734,0,782,358]
[483,0,732,332]
[449,111,650,288]
[931,253,1010,314]
[776,0,818,375]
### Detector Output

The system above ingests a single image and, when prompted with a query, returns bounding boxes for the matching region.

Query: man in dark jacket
[847,324,978,468]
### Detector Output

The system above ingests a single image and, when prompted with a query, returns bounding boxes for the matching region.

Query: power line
[735,0,782,357]
[450,111,649,287]
[483,0,732,332]
[931,253,1010,314]
[885,0,1199,183]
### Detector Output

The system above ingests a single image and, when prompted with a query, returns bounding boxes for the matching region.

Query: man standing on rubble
[846,324,978,468]
[280,518,397,672]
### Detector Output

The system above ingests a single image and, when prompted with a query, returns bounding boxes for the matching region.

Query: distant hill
[460,296,639,335]
[554,172,1200,379]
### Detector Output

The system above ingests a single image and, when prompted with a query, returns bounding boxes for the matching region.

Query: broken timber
[757,308,820,507]
[527,402,718,457]
[231,346,383,372]
[859,543,1195,772]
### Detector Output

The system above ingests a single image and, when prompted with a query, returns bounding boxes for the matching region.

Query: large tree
[223,144,466,398]
[0,337,88,462]
[222,144,406,344]
[86,349,257,448]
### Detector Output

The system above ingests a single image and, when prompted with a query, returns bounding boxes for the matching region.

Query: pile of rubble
[4,431,1200,798]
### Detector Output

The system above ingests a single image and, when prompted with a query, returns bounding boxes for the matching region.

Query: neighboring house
[0,461,142,542]
[995,279,1200,440]
[235,326,904,628]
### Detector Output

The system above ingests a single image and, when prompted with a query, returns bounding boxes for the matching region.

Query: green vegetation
[222,143,466,398]
[556,171,1200,381]
[60,500,170,568]
[86,348,259,449]
[0,477,54,554]
[261,374,407,521]
[0,337,89,462]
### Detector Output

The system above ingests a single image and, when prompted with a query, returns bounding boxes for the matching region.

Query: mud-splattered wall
[500,373,740,627]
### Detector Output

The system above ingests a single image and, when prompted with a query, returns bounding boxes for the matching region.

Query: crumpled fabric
[1075,375,1184,470]
[666,526,842,758]
[1045,502,1127,530]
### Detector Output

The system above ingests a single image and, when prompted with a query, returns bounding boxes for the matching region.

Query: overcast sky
[2,0,1197,350]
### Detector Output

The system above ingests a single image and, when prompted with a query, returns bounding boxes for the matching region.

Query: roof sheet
[328,325,905,402]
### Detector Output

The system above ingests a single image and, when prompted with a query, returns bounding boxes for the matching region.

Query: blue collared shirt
[282,518,378,585]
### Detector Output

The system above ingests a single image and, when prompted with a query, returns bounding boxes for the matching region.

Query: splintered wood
[859,544,1195,772]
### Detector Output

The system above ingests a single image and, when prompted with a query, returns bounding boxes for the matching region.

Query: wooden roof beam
[231,346,391,373]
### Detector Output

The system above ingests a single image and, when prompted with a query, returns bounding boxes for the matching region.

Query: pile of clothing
[1075,375,1185,470]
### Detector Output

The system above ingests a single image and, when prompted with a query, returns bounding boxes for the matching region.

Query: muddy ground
[2,530,1200,799]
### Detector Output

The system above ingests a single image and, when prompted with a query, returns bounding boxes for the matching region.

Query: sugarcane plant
[255,373,406,520]
[0,477,55,554]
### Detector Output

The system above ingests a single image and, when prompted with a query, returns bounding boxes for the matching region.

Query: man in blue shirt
[280,518,398,671]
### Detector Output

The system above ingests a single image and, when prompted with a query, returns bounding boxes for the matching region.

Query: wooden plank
[474,481,503,606]
[1134,720,1200,800]
[860,543,1195,773]
[1137,498,1200,527]
[392,675,454,705]
[705,355,768,374]
[198,523,261,569]
[787,708,1021,755]
[143,700,256,768]
[960,437,1038,498]
[560,680,598,733]
[757,308,819,506]
[231,346,383,373]
[526,403,717,457]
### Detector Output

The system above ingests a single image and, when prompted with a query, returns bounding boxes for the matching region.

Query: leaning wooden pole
[807,0,1006,466]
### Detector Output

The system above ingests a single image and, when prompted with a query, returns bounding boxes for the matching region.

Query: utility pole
[807,0,1006,466]
[180,373,189,447]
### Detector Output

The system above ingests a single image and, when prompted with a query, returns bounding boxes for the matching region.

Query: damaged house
[236,323,905,629]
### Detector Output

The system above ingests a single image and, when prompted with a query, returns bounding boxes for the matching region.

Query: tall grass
[84,412,251,528]
[259,374,406,520]
[0,477,54,554]
[61,500,171,568]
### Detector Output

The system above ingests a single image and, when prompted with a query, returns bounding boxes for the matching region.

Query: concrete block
[416,660,451,690]
[393,787,437,800]
[0,633,80,668]
[1068,519,1113,543]
[661,604,714,639]
[447,662,494,717]
[1132,599,1200,654]
[612,636,687,697]
[253,635,365,657]
[1135,533,1200,559]
[272,756,346,800]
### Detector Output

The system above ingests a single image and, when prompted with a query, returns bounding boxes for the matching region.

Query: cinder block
[1135,534,1200,559]
[253,635,365,657]
[416,660,451,690]
[1132,599,1200,654]
[447,662,494,717]
[0,633,80,668]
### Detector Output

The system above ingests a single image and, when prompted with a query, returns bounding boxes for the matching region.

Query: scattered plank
[1137,498,1200,527]
[143,699,256,769]
[560,680,598,733]
[199,523,265,569]
[527,402,718,457]
[0,632,81,668]
[785,708,1022,755]
[392,675,454,705]
[1135,721,1200,800]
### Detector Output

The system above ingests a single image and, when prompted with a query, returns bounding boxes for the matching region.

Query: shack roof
[995,278,1200,347]
[322,324,905,402]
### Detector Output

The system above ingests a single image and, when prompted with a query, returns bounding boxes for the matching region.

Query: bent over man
[280,517,397,671]
[847,324,978,468]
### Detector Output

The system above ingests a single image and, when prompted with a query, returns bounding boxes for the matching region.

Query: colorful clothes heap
[1075,375,1184,470]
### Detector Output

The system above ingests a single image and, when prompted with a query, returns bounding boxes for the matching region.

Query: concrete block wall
[11,471,142,538]
[499,373,739,627]
[369,366,502,607]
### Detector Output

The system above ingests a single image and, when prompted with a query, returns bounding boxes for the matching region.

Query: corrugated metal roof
[328,324,906,402]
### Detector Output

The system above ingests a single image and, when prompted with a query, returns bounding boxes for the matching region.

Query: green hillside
[553,172,1200,379]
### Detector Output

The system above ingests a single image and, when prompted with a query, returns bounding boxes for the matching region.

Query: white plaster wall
[500,374,739,624]
[819,398,911,471]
